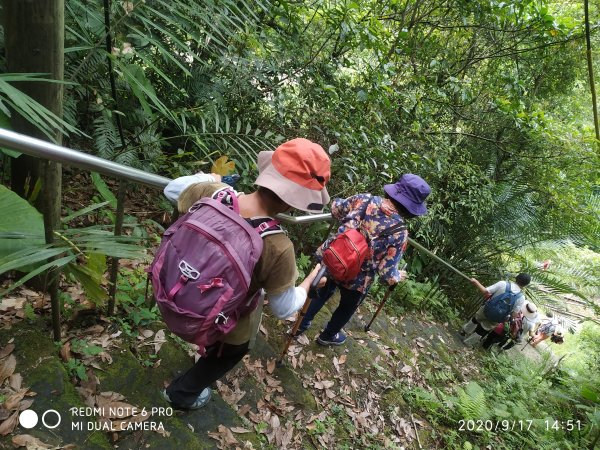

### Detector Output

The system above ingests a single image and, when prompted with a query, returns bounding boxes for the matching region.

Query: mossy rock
[0,321,111,449]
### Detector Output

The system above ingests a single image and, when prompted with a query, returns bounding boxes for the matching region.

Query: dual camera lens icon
[19,409,61,429]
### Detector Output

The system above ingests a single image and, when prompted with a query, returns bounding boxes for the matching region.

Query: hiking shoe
[294,320,312,337]
[161,388,211,410]
[317,331,347,346]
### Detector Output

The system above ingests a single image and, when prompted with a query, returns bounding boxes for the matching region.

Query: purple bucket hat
[384,174,431,216]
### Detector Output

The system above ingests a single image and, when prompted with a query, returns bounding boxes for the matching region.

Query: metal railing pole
[0,129,170,189]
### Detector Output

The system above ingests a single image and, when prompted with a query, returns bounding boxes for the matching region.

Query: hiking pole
[364,263,406,332]
[521,337,533,351]
[363,283,397,332]
[277,265,327,367]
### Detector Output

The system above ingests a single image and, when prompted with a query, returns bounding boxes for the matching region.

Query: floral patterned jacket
[317,194,408,293]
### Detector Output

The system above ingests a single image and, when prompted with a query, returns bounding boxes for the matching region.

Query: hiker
[159,138,330,409]
[530,318,564,347]
[461,273,531,347]
[481,308,524,351]
[296,174,431,346]
[519,302,540,342]
[497,310,524,350]
[481,321,510,351]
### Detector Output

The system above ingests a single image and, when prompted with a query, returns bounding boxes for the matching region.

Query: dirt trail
[0,292,507,449]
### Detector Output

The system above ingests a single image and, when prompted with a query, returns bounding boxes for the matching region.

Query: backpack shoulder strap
[210,188,283,239]
[506,280,523,310]
[246,217,284,238]
[378,221,407,238]
[341,196,372,241]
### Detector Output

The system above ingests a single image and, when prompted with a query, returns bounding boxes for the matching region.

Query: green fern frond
[93,114,118,160]
[457,382,489,420]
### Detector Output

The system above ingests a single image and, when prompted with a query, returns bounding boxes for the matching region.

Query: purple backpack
[150,188,282,355]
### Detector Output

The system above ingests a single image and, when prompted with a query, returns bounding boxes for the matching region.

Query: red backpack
[322,220,406,282]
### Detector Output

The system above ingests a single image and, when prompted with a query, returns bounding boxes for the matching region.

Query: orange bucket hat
[255,138,330,212]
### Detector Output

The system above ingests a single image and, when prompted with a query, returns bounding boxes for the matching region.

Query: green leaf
[0,254,77,296]
[62,201,110,224]
[0,247,65,274]
[0,185,44,261]
[0,112,21,158]
[90,173,117,209]
[67,264,108,303]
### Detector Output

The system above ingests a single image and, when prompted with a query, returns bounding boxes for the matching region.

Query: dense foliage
[56,0,600,309]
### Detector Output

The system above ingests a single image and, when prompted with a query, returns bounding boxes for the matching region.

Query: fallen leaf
[237,404,251,417]
[270,414,281,429]
[97,391,126,406]
[266,359,276,374]
[0,297,26,311]
[219,424,239,445]
[141,329,154,339]
[0,411,19,436]
[399,364,413,373]
[4,390,27,410]
[297,334,310,346]
[60,342,72,362]
[9,373,23,391]
[11,434,52,449]
[0,354,17,384]
[230,426,251,433]
[110,330,123,339]
[154,330,166,353]
[84,325,105,334]
[99,352,113,364]
[0,343,15,359]
[18,399,35,412]
[259,324,268,339]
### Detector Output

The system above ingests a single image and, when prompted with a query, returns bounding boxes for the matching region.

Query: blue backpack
[483,280,523,323]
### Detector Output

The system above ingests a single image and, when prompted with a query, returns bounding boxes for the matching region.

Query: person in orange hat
[161,138,330,409]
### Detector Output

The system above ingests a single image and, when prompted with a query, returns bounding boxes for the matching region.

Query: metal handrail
[0,129,331,225]
[0,128,170,189]
[0,128,471,280]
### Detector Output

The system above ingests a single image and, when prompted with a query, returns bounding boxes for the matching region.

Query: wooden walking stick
[363,283,397,332]
[363,263,406,332]
[277,265,327,366]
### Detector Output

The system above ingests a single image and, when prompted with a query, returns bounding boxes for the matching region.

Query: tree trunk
[4,0,64,339]
[4,0,64,210]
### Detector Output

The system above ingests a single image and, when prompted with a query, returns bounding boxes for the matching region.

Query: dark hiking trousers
[166,341,249,408]
[299,278,366,339]
[482,332,508,350]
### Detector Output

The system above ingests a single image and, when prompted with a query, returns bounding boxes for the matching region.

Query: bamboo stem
[584,0,600,151]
